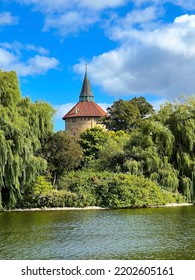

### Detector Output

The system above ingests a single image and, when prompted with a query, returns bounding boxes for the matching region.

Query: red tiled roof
[62,101,107,119]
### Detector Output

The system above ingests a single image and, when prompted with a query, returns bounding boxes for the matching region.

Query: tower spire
[79,68,94,102]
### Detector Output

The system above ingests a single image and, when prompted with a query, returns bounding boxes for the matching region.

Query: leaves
[39,131,83,185]
[0,71,54,209]
[101,99,141,131]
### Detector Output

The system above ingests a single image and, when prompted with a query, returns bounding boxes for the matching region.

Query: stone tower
[62,70,107,139]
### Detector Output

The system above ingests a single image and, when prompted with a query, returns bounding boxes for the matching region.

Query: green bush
[20,171,185,209]
[59,171,184,208]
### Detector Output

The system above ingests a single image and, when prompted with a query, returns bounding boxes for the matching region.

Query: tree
[0,71,55,209]
[40,131,83,185]
[130,96,154,118]
[96,130,130,172]
[123,120,179,192]
[155,97,195,201]
[79,127,108,161]
[101,98,154,132]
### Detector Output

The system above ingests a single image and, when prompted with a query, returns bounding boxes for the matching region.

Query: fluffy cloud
[16,55,59,76]
[16,0,195,10]
[0,41,49,56]
[74,13,195,99]
[54,103,75,119]
[13,0,195,37]
[0,12,18,26]
[10,0,195,98]
[43,10,99,36]
[16,0,127,11]
[15,0,128,36]
[131,0,195,9]
[0,42,59,76]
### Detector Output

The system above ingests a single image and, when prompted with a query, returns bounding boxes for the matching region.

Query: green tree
[130,96,154,118]
[79,127,108,162]
[101,99,141,131]
[40,131,83,185]
[96,130,130,172]
[155,97,195,201]
[0,71,55,209]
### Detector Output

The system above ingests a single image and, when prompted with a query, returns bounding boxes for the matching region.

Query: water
[0,206,195,260]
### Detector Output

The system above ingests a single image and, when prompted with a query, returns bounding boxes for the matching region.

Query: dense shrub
[58,171,184,208]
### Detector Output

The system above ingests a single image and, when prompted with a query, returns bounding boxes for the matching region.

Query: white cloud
[15,0,128,36]
[54,103,76,119]
[0,12,18,26]
[16,55,59,76]
[17,0,127,11]
[0,41,49,56]
[43,10,99,36]
[0,42,59,76]
[25,44,49,55]
[74,14,195,99]
[13,0,195,37]
[114,6,162,27]
[0,48,16,66]
[79,0,128,10]
[131,0,195,9]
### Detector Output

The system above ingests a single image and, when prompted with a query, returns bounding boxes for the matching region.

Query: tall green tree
[79,127,108,161]
[40,131,83,185]
[155,97,195,201]
[130,97,154,118]
[101,97,154,132]
[0,70,55,209]
[101,99,141,131]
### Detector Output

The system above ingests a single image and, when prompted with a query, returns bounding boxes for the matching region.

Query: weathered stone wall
[65,116,103,139]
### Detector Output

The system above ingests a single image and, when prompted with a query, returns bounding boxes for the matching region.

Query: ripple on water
[0,206,195,259]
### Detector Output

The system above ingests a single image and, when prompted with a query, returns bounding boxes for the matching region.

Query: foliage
[93,130,130,172]
[101,97,154,131]
[39,131,83,185]
[20,175,77,208]
[0,70,193,209]
[79,127,108,162]
[31,176,53,195]
[129,96,154,118]
[90,97,195,202]
[154,97,195,201]
[58,171,184,208]
[0,71,55,209]
[101,99,141,131]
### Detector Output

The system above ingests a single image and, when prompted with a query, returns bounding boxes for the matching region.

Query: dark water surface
[0,206,195,259]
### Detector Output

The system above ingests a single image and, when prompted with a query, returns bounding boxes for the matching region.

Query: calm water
[0,206,195,260]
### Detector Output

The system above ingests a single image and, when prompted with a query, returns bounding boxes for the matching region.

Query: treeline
[0,71,194,210]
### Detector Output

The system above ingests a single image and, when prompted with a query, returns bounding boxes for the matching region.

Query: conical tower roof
[62,69,107,120]
[79,70,94,102]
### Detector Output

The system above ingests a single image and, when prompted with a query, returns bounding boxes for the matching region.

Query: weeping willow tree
[0,70,55,209]
[122,120,180,193]
[154,96,195,202]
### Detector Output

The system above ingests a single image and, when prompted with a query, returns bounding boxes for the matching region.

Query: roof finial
[85,63,88,72]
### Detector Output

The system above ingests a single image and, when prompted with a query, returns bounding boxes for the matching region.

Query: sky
[0,0,195,130]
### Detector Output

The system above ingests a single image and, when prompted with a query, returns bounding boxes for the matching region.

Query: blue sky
[0,0,195,130]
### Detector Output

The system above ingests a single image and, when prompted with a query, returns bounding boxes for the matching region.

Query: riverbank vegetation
[0,71,194,210]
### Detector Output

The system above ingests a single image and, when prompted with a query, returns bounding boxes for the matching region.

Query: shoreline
[1,203,193,212]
